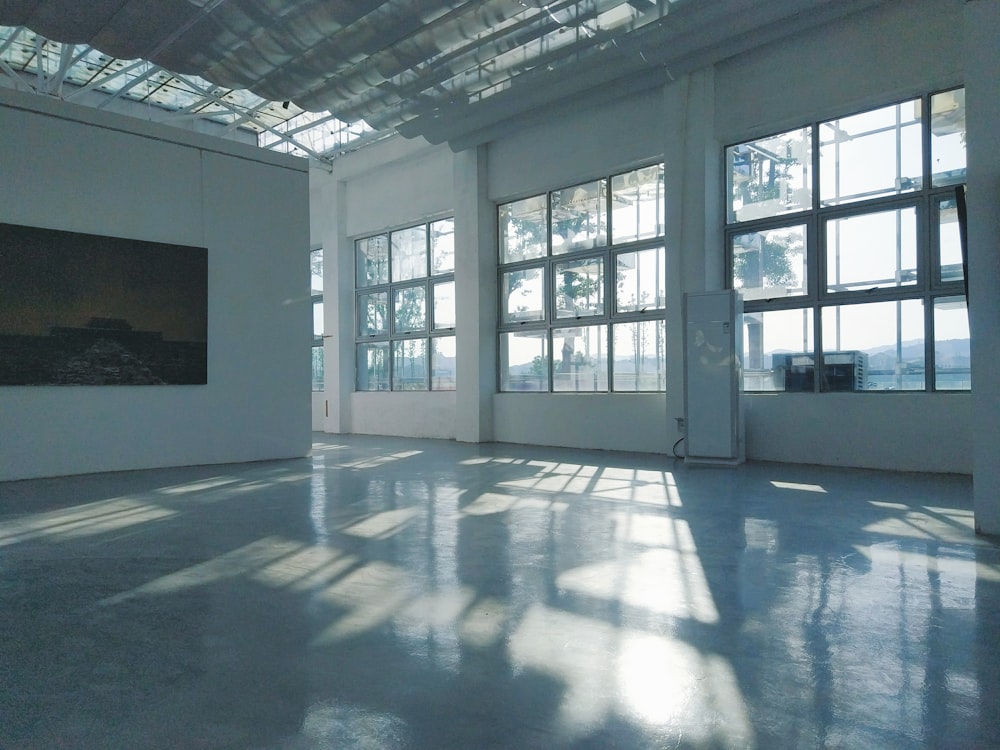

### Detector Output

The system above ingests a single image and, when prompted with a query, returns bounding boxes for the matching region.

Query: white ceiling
[0,0,887,161]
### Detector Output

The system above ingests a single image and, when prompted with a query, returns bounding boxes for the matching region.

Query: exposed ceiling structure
[0,0,887,162]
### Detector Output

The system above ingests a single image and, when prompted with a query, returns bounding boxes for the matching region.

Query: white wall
[0,89,311,481]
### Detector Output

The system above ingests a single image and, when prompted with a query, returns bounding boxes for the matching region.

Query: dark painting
[0,223,207,385]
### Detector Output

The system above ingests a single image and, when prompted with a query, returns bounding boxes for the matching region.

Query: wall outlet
[675,417,685,433]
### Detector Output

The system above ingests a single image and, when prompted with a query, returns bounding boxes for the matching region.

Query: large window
[727,88,969,393]
[498,164,666,392]
[311,248,324,391]
[355,218,456,391]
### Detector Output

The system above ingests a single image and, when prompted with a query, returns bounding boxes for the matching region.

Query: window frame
[310,247,324,392]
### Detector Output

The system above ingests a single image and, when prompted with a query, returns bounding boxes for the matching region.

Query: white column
[965,0,1000,535]
[454,145,496,442]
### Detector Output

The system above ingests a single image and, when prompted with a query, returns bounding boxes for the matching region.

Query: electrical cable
[672,436,685,460]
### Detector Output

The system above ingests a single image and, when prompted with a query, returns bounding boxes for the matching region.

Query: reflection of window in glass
[937,197,964,284]
[311,346,324,391]
[433,281,456,330]
[819,100,922,206]
[431,336,457,390]
[431,218,455,274]
[311,248,325,391]
[933,297,971,390]
[731,226,806,301]
[499,195,547,263]
[612,320,665,392]
[612,165,664,244]
[392,225,428,282]
[727,127,812,223]
[821,300,924,391]
[825,207,917,292]
[742,308,814,392]
[356,235,389,287]
[357,342,389,391]
[392,339,427,390]
[502,267,545,324]
[554,256,604,318]
[394,286,426,333]
[551,180,606,254]
[500,331,548,392]
[931,88,967,187]
[553,325,608,391]
[616,247,665,313]
[358,292,388,336]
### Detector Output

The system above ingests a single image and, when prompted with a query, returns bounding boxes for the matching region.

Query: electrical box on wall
[682,290,744,466]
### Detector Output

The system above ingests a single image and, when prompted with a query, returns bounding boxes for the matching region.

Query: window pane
[499,194,547,263]
[820,100,922,206]
[743,308,814,392]
[501,266,545,324]
[821,300,924,391]
[554,255,604,319]
[310,248,323,295]
[937,197,965,284]
[356,235,389,287]
[391,225,428,282]
[931,88,966,187]
[934,297,971,390]
[826,207,917,292]
[313,300,324,339]
[611,165,664,243]
[616,247,665,313]
[358,291,388,336]
[500,331,548,391]
[357,342,389,391]
[394,286,426,333]
[392,339,427,391]
[612,320,665,391]
[431,335,457,390]
[553,325,608,391]
[551,179,607,254]
[731,226,806,301]
[433,280,456,330]
[728,127,812,223]
[311,345,324,391]
[431,218,455,274]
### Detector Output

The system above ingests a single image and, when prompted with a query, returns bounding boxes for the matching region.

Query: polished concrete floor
[2,434,998,749]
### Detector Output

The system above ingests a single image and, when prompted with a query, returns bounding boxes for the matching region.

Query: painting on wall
[0,223,208,385]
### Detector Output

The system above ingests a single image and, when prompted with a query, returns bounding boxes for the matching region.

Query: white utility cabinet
[682,290,744,465]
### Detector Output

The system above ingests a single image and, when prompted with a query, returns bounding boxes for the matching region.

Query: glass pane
[391,225,428,282]
[731,226,806,301]
[616,247,665,313]
[501,266,545,324]
[313,300,324,339]
[819,100,922,206]
[611,164,664,243]
[431,217,455,274]
[392,339,427,391]
[728,126,812,223]
[433,280,456,330]
[310,248,323,295]
[821,299,925,391]
[357,342,389,391]
[612,320,665,391]
[552,325,608,391]
[551,179,607,254]
[554,255,604,319]
[499,194,547,263]
[937,197,965,284]
[933,296,971,390]
[742,308,814,392]
[826,207,917,292]
[356,235,389,287]
[499,331,548,391]
[931,88,966,186]
[311,345,324,391]
[393,286,426,333]
[358,291,388,336]
[431,335,457,390]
